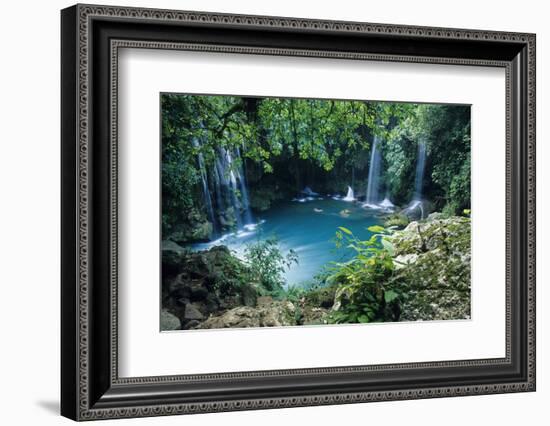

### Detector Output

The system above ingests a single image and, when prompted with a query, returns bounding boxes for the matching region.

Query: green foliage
[415,105,471,213]
[328,226,401,324]
[243,237,299,294]
[161,93,471,242]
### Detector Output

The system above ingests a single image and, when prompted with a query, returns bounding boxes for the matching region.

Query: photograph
[160,94,472,331]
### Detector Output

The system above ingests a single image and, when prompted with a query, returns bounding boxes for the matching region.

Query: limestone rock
[184,303,204,320]
[390,215,471,321]
[160,309,181,331]
[198,301,298,329]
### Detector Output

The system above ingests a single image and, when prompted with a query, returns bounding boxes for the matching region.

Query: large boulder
[160,309,181,331]
[388,215,471,321]
[184,303,205,320]
[165,208,213,244]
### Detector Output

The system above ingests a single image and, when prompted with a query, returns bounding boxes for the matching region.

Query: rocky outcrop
[388,215,471,321]
[161,245,260,330]
[197,298,298,329]
[165,208,213,244]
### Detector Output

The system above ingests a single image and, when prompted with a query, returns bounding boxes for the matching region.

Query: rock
[393,253,419,269]
[404,220,419,233]
[162,240,186,253]
[301,306,330,325]
[261,301,296,327]
[160,309,181,331]
[239,283,258,307]
[199,306,261,329]
[182,320,201,330]
[302,286,336,309]
[383,213,410,229]
[198,301,298,329]
[161,250,186,278]
[427,212,443,221]
[176,297,189,307]
[256,296,273,307]
[166,208,214,244]
[389,214,471,321]
[205,292,220,312]
[184,303,204,320]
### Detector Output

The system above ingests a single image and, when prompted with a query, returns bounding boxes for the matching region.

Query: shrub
[244,237,298,294]
[326,226,401,324]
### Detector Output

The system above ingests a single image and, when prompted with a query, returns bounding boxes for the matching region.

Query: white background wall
[0,0,547,424]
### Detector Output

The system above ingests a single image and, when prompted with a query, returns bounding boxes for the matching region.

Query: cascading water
[379,196,395,210]
[193,138,217,236]
[209,146,254,231]
[228,165,243,229]
[413,141,426,200]
[364,135,382,207]
[405,140,427,219]
[343,186,355,202]
[235,147,253,225]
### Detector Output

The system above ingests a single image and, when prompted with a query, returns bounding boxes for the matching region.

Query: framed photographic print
[61,4,536,421]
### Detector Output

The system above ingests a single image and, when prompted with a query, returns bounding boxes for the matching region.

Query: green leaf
[384,290,399,304]
[367,225,385,233]
[381,238,395,255]
[338,226,353,235]
[358,315,370,323]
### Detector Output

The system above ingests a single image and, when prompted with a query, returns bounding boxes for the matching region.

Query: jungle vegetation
[160,94,471,330]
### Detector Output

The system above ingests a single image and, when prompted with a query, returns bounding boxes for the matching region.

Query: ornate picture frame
[61,4,536,421]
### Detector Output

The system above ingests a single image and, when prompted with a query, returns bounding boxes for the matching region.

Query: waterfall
[193,138,217,235]
[379,197,395,210]
[343,186,355,202]
[413,140,426,200]
[212,164,224,221]
[365,135,382,207]
[404,140,427,219]
[224,150,243,229]
[235,147,253,225]
[210,146,254,231]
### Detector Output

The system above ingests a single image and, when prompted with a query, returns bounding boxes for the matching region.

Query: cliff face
[389,213,471,321]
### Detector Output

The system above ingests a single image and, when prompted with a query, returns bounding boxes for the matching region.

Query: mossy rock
[384,213,410,229]
[302,286,337,309]
[389,215,471,321]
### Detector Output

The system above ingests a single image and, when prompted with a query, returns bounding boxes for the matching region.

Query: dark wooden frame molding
[61,3,536,421]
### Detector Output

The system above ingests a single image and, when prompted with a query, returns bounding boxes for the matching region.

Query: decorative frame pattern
[61,4,536,421]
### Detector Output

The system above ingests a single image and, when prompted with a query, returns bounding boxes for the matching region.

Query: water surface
[193,198,381,286]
